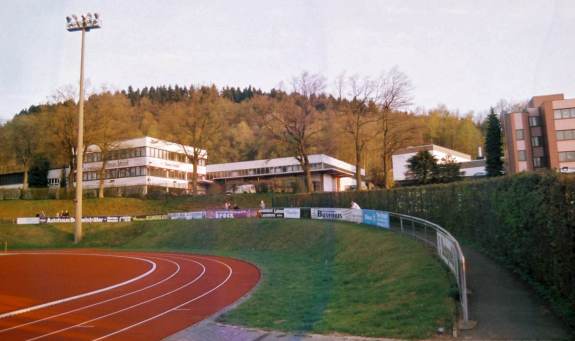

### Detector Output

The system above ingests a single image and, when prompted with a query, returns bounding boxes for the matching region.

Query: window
[515,129,524,140]
[554,108,575,119]
[518,150,527,161]
[528,116,541,127]
[559,151,575,162]
[557,130,575,141]
[531,136,542,147]
[533,157,543,168]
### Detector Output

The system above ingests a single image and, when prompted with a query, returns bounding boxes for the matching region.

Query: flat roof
[393,144,471,160]
[207,154,364,176]
[85,136,207,158]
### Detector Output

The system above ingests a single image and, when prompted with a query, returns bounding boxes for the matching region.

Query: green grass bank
[0,219,455,339]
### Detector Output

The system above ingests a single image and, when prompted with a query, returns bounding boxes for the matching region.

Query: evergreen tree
[485,107,504,176]
[406,150,438,184]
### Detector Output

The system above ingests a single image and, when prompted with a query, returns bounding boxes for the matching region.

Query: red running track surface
[0,250,260,340]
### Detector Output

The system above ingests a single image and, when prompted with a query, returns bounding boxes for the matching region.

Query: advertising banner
[283,208,301,219]
[311,208,363,224]
[206,209,257,219]
[16,217,41,225]
[35,216,132,224]
[437,233,458,276]
[132,215,169,221]
[260,208,284,218]
[168,211,206,220]
[362,210,390,229]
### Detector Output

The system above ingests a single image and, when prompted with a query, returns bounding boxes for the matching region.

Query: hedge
[272,172,575,329]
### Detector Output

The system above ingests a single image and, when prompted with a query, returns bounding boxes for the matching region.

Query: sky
[1,0,575,121]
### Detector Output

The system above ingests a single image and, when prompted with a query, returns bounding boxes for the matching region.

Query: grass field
[0,194,272,219]
[0,218,455,339]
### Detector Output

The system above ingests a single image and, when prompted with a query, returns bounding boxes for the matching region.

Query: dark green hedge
[272,173,575,329]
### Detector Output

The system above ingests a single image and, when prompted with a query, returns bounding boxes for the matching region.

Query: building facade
[207,154,364,193]
[81,136,208,194]
[392,144,484,183]
[502,94,575,174]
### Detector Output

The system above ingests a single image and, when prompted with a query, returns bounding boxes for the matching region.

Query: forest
[0,70,488,191]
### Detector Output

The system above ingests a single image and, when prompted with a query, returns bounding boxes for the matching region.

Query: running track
[0,250,260,340]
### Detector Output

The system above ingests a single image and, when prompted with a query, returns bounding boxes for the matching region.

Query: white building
[207,154,365,193]
[392,144,486,182]
[82,136,208,194]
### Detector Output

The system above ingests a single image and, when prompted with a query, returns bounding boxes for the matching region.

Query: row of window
[85,146,207,166]
[208,162,326,180]
[557,129,575,141]
[517,151,545,168]
[83,166,206,181]
[559,151,575,162]
[515,130,544,146]
[554,108,575,120]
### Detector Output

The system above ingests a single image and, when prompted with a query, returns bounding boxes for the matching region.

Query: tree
[263,72,326,193]
[28,155,50,188]
[4,115,40,190]
[336,74,380,191]
[406,150,437,185]
[375,68,413,188]
[485,107,504,176]
[434,155,462,183]
[160,86,223,194]
[85,92,134,198]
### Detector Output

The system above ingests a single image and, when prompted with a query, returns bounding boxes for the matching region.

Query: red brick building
[502,94,575,174]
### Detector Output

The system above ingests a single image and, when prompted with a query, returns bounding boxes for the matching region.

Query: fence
[386,211,470,325]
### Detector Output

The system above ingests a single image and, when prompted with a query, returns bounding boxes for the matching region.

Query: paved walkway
[460,247,571,340]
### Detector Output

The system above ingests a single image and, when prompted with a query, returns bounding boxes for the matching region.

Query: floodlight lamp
[94,13,100,19]
[66,16,72,24]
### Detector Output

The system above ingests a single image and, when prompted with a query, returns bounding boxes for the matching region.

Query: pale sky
[1,0,574,121]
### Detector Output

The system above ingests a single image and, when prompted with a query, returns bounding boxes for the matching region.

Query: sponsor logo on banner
[16,217,41,225]
[362,210,390,229]
[132,215,169,221]
[206,209,258,219]
[37,216,132,224]
[168,211,206,220]
[437,233,458,276]
[311,208,363,223]
[283,208,301,219]
[260,208,284,218]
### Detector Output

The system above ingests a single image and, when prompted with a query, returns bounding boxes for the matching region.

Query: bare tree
[336,74,379,190]
[263,72,326,193]
[85,92,133,198]
[161,86,222,195]
[375,68,413,188]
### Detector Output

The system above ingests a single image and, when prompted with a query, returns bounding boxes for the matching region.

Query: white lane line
[93,255,234,341]
[0,252,156,320]
[26,257,208,341]
[0,255,181,334]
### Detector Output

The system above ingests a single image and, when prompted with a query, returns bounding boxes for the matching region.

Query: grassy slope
[0,219,455,339]
[0,194,272,219]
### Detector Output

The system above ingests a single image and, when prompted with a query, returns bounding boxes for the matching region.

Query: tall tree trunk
[355,137,363,191]
[98,160,107,199]
[22,168,29,191]
[302,155,313,193]
[191,151,198,195]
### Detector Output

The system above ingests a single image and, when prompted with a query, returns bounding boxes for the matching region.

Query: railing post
[400,217,404,233]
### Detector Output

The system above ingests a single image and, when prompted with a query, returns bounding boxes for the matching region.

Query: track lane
[0,250,260,341]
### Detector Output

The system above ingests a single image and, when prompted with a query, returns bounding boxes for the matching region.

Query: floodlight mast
[66,13,101,243]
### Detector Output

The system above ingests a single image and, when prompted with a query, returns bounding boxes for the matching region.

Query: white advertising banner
[283,208,301,219]
[311,208,363,224]
[437,232,458,277]
[16,217,41,225]
[168,211,206,220]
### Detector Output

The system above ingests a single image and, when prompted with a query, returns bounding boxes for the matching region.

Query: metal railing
[387,212,470,325]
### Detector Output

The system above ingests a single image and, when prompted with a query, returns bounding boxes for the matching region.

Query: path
[460,246,570,340]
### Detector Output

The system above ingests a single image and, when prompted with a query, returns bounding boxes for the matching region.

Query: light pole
[66,13,101,243]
